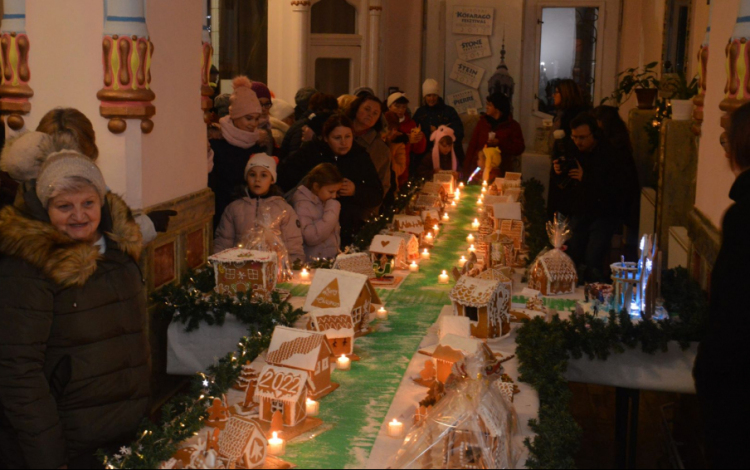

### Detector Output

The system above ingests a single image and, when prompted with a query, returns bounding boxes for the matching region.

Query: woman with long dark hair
[693,102,750,469]
[346,95,391,198]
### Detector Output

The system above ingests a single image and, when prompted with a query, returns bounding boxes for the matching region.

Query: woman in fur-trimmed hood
[0,150,150,469]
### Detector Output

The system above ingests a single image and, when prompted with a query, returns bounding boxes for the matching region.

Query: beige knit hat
[36,151,107,208]
[423,79,441,97]
[244,153,278,183]
[229,76,263,119]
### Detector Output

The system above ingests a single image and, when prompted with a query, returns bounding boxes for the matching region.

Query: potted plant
[661,72,699,121]
[602,62,661,109]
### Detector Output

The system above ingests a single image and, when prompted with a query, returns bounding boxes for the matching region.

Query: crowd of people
[0,70,746,468]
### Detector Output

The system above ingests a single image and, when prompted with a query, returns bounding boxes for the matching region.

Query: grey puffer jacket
[0,192,150,469]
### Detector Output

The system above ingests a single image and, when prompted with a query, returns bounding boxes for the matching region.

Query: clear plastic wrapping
[240,204,293,283]
[527,214,578,296]
[391,356,519,469]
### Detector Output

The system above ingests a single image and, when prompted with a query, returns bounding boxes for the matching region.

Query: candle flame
[272,432,279,439]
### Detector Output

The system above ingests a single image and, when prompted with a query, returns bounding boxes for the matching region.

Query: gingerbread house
[414,195,444,214]
[333,252,374,278]
[370,235,409,270]
[393,214,426,239]
[388,231,421,261]
[309,308,355,358]
[492,203,524,250]
[217,417,268,469]
[432,334,494,384]
[437,315,472,341]
[490,233,517,267]
[208,249,278,300]
[528,249,577,296]
[449,276,511,339]
[503,172,522,193]
[477,266,514,294]
[421,182,449,203]
[492,203,522,230]
[303,269,382,336]
[255,365,308,428]
[421,210,441,231]
[265,326,336,400]
[484,196,514,217]
[434,171,457,194]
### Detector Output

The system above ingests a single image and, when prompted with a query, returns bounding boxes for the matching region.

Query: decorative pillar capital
[369,0,383,14]
[720,1,750,131]
[97,0,155,134]
[291,1,311,12]
[0,0,33,131]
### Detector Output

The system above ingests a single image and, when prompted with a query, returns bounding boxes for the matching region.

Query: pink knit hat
[229,76,263,119]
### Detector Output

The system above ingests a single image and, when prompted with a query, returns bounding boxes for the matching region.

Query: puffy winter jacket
[464,115,526,176]
[290,185,341,260]
[214,188,306,263]
[412,100,466,166]
[0,192,150,469]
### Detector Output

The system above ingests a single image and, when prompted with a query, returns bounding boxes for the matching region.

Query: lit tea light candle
[459,256,468,268]
[425,232,434,242]
[433,225,440,234]
[459,182,465,189]
[467,233,475,243]
[472,219,480,230]
[421,249,431,260]
[306,398,320,417]
[482,180,488,187]
[377,307,388,320]
[300,268,310,281]
[268,432,286,456]
[409,261,419,273]
[477,198,484,206]
[439,271,450,284]
[337,355,351,371]
[443,213,450,222]
[451,200,457,207]
[468,245,476,254]
[388,419,404,438]
[481,186,488,193]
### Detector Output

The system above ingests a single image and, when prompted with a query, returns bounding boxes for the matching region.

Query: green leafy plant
[661,71,700,100]
[601,61,661,106]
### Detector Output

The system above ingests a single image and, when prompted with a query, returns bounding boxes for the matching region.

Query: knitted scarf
[220,115,260,149]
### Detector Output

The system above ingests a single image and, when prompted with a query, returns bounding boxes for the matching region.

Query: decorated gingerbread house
[393,214,426,239]
[421,210,441,231]
[309,308,355,358]
[434,172,457,195]
[265,326,336,400]
[255,365,308,428]
[492,203,524,250]
[528,249,577,295]
[490,233,517,267]
[502,172,522,193]
[303,269,382,337]
[449,276,511,339]
[208,249,278,300]
[333,252,374,278]
[421,182,449,203]
[217,417,268,469]
[491,203,522,231]
[432,334,495,384]
[414,195,444,214]
[484,196,514,216]
[388,231,421,261]
[370,235,409,270]
[477,266,514,294]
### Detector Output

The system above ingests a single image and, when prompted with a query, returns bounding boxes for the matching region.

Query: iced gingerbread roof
[415,195,443,209]
[433,334,489,363]
[333,253,373,277]
[438,316,472,341]
[485,195,514,207]
[209,248,277,264]
[303,269,381,312]
[310,308,355,339]
[393,215,425,235]
[492,202,522,221]
[266,326,331,372]
[538,249,577,282]
[477,267,512,284]
[421,182,447,196]
[370,235,406,256]
[254,365,308,402]
[450,276,505,307]
[434,173,455,185]
[388,231,419,245]
[218,417,266,465]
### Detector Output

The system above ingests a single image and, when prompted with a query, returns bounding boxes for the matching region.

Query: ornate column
[367,0,383,94]
[720,1,750,130]
[692,2,712,135]
[97,0,155,134]
[0,0,32,130]
[200,0,213,122]
[291,1,311,95]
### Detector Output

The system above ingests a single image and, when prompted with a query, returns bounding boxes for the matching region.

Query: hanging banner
[450,59,486,89]
[452,6,495,36]
[456,36,492,61]
[447,89,482,115]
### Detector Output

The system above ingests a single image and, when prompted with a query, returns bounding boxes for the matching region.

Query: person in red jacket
[464,92,525,178]
[387,92,427,187]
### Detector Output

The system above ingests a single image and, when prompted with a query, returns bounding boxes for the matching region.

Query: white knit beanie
[36,151,107,208]
[423,79,441,98]
[387,92,409,109]
[269,98,295,121]
[244,153,278,183]
[0,132,52,182]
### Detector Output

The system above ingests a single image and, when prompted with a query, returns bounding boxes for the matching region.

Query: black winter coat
[209,138,266,228]
[412,100,466,165]
[278,140,384,246]
[0,192,149,469]
[694,170,750,400]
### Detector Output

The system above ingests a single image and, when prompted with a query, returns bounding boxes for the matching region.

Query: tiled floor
[570,382,708,469]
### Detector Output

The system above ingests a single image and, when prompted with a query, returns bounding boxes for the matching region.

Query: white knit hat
[244,153,278,183]
[36,151,107,208]
[387,92,409,109]
[423,79,441,98]
[269,98,295,121]
[0,132,52,183]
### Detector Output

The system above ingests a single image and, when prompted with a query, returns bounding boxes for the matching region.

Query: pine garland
[516,267,708,469]
[522,178,550,263]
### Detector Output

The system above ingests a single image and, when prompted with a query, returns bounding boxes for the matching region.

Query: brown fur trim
[0,193,143,287]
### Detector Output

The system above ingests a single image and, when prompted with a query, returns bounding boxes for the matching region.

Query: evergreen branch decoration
[522,178,549,262]
[516,267,708,469]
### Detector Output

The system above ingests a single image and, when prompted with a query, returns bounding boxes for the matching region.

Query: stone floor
[570,382,708,469]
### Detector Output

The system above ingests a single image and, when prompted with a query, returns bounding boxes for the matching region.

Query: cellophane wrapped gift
[527,214,578,295]
[240,204,293,283]
[391,355,519,469]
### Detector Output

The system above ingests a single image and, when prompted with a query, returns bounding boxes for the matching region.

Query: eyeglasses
[571,134,592,142]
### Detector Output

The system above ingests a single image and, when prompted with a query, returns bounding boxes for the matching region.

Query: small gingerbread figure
[206,397,229,429]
